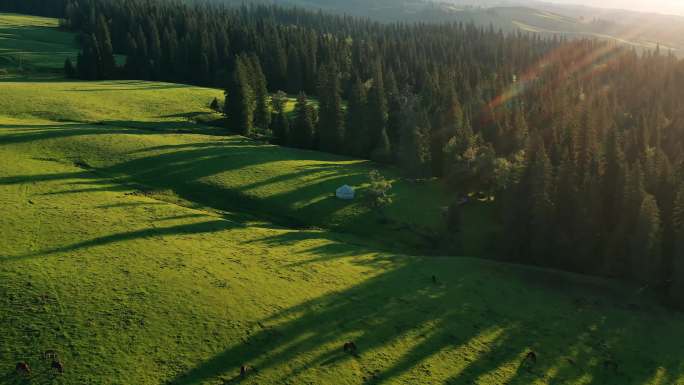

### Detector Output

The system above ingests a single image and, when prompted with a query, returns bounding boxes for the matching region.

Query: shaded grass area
[0,78,453,254]
[1,147,683,385]
[0,13,77,72]
[0,118,450,254]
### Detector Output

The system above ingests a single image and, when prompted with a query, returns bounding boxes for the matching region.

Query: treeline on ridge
[5,0,684,307]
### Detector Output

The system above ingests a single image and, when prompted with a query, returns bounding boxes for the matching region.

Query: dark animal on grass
[343,341,358,354]
[521,351,537,372]
[52,360,64,373]
[240,365,249,378]
[15,362,31,376]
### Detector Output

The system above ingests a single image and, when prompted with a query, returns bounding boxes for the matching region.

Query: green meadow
[1,12,684,385]
[0,13,77,73]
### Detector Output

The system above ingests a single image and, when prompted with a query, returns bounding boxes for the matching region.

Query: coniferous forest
[4,0,684,307]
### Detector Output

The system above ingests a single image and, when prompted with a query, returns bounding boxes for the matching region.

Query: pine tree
[553,154,577,269]
[124,33,138,78]
[371,128,392,163]
[95,15,116,79]
[249,55,271,130]
[632,194,662,284]
[271,110,290,146]
[317,62,344,154]
[528,138,554,265]
[225,56,255,136]
[670,185,684,306]
[287,48,303,94]
[344,77,368,157]
[398,92,431,178]
[77,33,100,80]
[366,63,389,158]
[291,92,315,149]
[64,58,75,78]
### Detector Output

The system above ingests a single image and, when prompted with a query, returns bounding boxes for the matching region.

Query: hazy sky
[549,0,684,15]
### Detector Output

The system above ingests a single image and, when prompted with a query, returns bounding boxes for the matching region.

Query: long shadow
[1,123,431,252]
[66,84,194,92]
[8,219,241,261]
[0,123,154,145]
[163,251,684,385]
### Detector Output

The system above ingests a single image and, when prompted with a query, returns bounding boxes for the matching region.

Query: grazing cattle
[521,351,537,372]
[52,360,64,373]
[240,365,249,378]
[15,362,31,376]
[343,342,358,354]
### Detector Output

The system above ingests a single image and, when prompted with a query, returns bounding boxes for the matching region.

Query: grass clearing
[0,13,77,72]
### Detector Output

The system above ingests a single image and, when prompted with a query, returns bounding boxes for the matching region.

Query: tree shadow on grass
[8,219,242,261]
[0,123,156,145]
[164,252,684,385]
[0,126,435,252]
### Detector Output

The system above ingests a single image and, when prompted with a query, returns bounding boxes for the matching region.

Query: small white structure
[336,185,355,200]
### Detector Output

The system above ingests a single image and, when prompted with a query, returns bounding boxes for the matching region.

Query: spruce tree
[249,56,271,130]
[670,185,684,306]
[225,56,255,136]
[366,63,388,158]
[528,138,554,265]
[271,110,290,146]
[291,93,315,149]
[317,62,344,154]
[344,77,368,157]
[64,58,75,78]
[632,194,662,284]
[398,92,431,178]
[371,128,392,163]
[95,15,115,79]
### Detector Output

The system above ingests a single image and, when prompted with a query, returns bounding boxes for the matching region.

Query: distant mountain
[195,0,684,54]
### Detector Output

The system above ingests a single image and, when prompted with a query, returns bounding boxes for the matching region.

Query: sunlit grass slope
[0,80,453,253]
[0,13,78,72]
[1,12,683,385]
[2,130,684,384]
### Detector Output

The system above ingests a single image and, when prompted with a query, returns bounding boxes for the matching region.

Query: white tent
[336,185,355,200]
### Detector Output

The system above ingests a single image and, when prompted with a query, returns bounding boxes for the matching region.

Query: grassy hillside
[0,80,456,254]
[3,122,684,384]
[0,13,78,74]
[2,12,684,385]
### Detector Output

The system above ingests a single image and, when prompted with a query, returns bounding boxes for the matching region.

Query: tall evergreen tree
[344,77,368,157]
[95,15,116,79]
[632,194,662,284]
[317,62,345,154]
[249,55,271,130]
[225,56,255,136]
[366,63,389,158]
[398,92,431,178]
[64,57,75,78]
[291,92,316,149]
[670,185,684,306]
[528,137,554,265]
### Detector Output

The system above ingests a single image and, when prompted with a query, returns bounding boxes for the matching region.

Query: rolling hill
[2,11,684,385]
[203,0,684,54]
